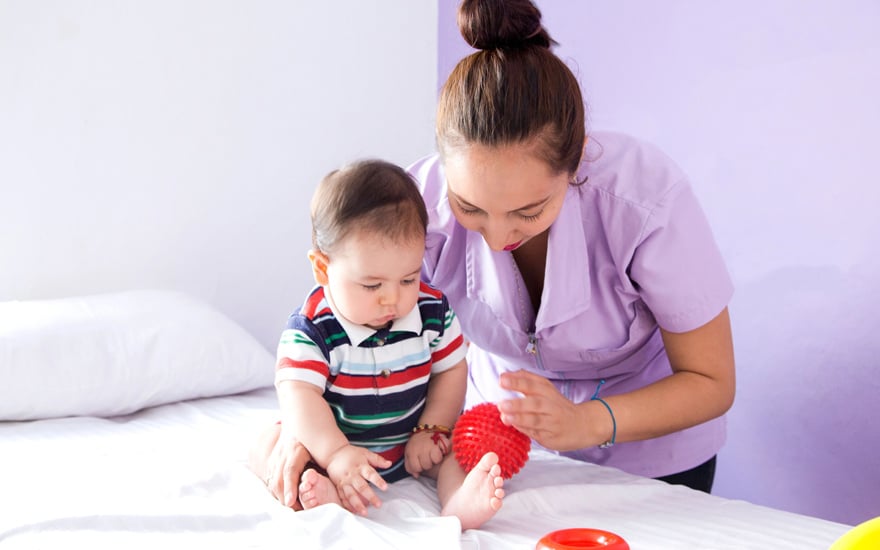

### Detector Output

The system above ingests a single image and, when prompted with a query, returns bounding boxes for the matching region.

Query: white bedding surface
[1,388,851,550]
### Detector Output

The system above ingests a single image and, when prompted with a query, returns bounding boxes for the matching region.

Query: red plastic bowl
[536,528,630,550]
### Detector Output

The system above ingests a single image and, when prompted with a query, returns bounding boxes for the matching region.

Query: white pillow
[0,289,275,421]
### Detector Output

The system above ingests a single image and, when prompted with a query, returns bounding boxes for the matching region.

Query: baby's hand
[325,445,391,516]
[404,430,449,477]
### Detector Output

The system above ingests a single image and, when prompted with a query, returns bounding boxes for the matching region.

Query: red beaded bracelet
[412,424,452,435]
[412,424,452,455]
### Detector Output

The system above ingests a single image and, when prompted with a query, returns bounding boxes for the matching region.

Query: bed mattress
[1,387,851,550]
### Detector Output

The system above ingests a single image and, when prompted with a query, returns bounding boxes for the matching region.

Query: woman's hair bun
[457,0,554,50]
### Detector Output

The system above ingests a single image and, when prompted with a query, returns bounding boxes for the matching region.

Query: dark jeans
[655,455,717,493]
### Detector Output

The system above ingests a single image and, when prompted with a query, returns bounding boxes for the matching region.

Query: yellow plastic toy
[829,516,880,550]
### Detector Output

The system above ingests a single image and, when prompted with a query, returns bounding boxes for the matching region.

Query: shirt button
[381,369,391,378]
[376,338,385,346]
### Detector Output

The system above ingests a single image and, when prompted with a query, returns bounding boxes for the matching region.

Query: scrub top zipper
[511,253,546,371]
[526,328,546,371]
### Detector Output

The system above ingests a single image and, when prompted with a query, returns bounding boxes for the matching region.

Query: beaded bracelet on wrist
[412,423,451,435]
[412,424,451,455]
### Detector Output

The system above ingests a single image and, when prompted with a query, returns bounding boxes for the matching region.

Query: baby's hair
[310,159,428,256]
[438,0,586,179]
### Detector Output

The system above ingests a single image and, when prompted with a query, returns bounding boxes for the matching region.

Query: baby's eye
[401,278,417,286]
[362,283,381,291]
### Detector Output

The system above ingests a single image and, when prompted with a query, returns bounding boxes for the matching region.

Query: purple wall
[437,0,880,526]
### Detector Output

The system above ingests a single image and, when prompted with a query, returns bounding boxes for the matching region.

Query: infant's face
[325,229,425,330]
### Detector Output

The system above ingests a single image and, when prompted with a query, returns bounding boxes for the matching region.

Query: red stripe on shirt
[431,334,463,364]
[418,281,442,299]
[377,443,406,463]
[277,357,329,378]
[329,373,376,390]
[376,361,431,389]
[302,287,331,319]
[331,361,431,390]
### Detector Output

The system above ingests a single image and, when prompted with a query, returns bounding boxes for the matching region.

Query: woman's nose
[481,220,515,252]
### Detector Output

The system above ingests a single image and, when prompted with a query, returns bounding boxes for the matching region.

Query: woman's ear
[308,249,330,286]
[571,134,589,183]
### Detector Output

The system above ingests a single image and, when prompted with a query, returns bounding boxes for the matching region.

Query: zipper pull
[525,333,537,355]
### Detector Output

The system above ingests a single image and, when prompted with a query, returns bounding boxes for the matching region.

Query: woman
[254,0,735,506]
[407,0,735,492]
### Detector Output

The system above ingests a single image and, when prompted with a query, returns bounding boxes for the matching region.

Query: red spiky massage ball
[452,402,531,479]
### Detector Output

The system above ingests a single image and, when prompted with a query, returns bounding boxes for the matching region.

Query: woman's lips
[503,240,523,251]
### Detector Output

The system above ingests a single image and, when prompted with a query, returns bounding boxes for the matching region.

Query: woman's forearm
[577,307,735,447]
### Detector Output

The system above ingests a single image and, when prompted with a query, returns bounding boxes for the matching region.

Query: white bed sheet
[1,388,851,550]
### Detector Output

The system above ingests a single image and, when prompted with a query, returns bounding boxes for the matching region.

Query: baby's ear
[308,249,330,286]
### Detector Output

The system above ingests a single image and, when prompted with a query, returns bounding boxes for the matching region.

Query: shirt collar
[325,289,423,346]
[538,185,591,328]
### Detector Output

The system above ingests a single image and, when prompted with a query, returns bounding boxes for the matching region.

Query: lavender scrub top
[407,131,734,479]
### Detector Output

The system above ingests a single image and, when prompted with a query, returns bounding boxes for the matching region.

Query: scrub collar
[464,185,592,332]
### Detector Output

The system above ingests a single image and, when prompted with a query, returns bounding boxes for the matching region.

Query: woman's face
[443,142,571,252]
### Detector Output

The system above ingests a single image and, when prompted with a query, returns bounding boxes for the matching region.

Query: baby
[273,159,504,530]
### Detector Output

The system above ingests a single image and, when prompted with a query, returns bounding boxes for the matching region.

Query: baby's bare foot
[441,452,505,530]
[298,468,341,510]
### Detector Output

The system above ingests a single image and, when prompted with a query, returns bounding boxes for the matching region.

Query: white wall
[438,0,880,526]
[0,0,439,351]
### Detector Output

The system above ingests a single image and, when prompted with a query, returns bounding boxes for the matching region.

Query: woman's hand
[497,308,736,450]
[404,430,449,477]
[498,370,601,451]
[325,445,391,516]
[264,429,312,509]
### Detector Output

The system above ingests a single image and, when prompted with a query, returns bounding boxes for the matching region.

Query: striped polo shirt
[275,282,466,450]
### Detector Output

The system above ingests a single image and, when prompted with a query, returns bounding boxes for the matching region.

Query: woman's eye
[456,202,481,215]
[518,210,543,222]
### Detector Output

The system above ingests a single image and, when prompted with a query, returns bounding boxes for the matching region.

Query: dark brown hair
[437,0,586,178]
[310,159,428,255]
